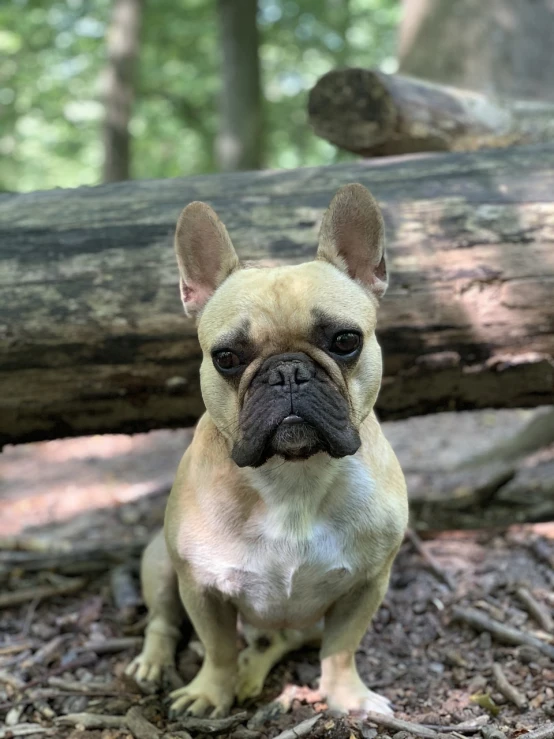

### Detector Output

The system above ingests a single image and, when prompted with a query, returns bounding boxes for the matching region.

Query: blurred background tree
[0,0,400,191]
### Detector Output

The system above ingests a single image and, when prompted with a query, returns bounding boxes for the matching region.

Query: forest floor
[1,409,553,739]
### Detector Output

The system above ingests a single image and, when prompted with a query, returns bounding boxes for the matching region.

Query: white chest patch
[188,456,385,629]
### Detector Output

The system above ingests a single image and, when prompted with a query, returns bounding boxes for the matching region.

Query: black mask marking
[231,352,361,468]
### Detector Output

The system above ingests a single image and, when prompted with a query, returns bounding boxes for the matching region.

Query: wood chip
[175,710,249,735]
[0,577,86,608]
[56,712,126,729]
[271,715,322,739]
[516,586,554,632]
[362,711,439,738]
[125,705,162,739]
[492,662,527,709]
[452,606,554,659]
[0,668,26,689]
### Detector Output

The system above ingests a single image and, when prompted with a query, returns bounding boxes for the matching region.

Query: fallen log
[308,68,554,157]
[0,144,553,446]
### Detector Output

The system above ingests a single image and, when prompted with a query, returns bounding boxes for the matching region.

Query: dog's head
[175,184,388,468]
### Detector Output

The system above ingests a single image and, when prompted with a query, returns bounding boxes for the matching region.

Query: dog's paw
[236,650,265,702]
[125,654,171,685]
[168,665,235,718]
[322,676,393,716]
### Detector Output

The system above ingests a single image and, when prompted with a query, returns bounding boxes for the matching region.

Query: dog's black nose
[265,354,314,387]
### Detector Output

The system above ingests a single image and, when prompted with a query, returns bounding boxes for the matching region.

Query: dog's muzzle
[231,352,361,468]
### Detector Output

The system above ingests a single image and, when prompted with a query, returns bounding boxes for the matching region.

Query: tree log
[0,144,553,446]
[308,68,554,157]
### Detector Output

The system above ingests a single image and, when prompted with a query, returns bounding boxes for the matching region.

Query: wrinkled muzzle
[231,352,361,468]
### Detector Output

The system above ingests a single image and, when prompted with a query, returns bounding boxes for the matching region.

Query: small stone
[478,631,492,649]
[517,645,541,664]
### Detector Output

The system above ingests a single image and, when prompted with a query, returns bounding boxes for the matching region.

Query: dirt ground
[1,410,553,739]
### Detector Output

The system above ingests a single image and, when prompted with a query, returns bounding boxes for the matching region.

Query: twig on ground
[361,711,438,738]
[0,577,86,609]
[172,710,249,735]
[125,706,162,739]
[406,528,456,590]
[492,662,527,709]
[451,606,554,659]
[82,636,143,654]
[47,676,118,693]
[0,724,53,738]
[21,635,66,668]
[271,715,322,739]
[0,640,35,657]
[516,586,553,632]
[519,723,554,739]
[0,536,72,552]
[423,715,489,734]
[24,652,97,688]
[56,712,126,729]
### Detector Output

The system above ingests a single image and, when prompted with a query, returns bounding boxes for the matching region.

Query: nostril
[294,364,312,384]
[268,367,285,386]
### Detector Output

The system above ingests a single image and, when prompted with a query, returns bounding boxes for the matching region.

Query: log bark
[308,68,554,157]
[0,144,553,446]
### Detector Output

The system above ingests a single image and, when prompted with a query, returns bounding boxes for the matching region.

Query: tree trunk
[101,0,142,183]
[398,0,554,103]
[215,0,263,171]
[308,68,554,157]
[0,144,553,446]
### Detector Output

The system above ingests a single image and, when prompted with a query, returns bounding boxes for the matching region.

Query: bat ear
[174,201,240,316]
[317,183,388,298]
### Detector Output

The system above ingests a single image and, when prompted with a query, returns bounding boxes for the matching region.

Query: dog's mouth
[268,415,326,461]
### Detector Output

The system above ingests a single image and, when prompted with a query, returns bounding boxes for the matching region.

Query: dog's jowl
[126,184,409,718]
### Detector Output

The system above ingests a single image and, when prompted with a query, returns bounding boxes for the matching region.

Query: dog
[126,183,409,718]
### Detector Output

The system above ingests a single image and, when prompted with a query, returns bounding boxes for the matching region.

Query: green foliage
[0,0,401,192]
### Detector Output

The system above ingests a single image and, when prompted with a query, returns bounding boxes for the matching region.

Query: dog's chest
[214,518,358,628]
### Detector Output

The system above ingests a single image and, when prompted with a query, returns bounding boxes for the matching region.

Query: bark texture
[215,0,263,171]
[398,0,554,103]
[308,69,554,157]
[101,0,142,183]
[0,144,553,446]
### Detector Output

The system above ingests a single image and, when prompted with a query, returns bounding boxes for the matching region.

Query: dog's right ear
[174,202,240,316]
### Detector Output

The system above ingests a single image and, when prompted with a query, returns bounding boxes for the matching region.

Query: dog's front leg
[169,568,238,718]
[319,564,394,716]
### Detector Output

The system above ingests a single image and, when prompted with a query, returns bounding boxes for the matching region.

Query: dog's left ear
[316,183,387,298]
[174,201,240,316]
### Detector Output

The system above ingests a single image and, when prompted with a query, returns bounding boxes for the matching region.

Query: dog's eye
[213,350,241,372]
[330,332,361,356]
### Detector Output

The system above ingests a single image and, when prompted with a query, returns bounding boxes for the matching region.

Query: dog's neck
[241,453,345,540]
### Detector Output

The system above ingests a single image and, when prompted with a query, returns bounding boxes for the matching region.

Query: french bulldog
[126,183,409,718]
